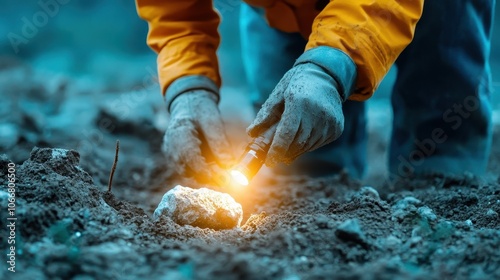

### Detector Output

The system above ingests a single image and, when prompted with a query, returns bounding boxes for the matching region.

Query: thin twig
[107,140,120,193]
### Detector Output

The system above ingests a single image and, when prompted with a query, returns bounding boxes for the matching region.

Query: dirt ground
[0,63,499,279]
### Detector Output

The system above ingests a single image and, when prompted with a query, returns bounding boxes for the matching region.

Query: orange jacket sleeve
[306,0,424,101]
[135,0,221,97]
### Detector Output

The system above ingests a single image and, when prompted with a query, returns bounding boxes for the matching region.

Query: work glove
[162,89,234,182]
[247,48,356,167]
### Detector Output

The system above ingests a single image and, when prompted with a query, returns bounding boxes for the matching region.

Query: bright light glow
[230,170,249,186]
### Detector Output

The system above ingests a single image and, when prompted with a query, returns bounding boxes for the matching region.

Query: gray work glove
[247,62,346,167]
[162,90,234,182]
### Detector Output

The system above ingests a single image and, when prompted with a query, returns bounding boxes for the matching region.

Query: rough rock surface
[153,185,243,230]
[335,218,368,247]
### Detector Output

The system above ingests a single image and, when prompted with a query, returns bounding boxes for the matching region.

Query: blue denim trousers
[239,0,495,178]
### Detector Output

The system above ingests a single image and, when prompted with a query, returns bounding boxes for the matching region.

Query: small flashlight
[230,124,277,186]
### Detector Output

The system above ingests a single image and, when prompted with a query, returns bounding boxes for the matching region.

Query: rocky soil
[0,63,499,279]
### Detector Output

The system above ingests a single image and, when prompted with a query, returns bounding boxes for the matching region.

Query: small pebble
[486,209,498,217]
[314,214,331,229]
[385,235,402,249]
[392,196,422,221]
[409,236,422,247]
[465,219,473,227]
[403,197,422,205]
[335,219,368,246]
[360,186,380,200]
[418,206,437,221]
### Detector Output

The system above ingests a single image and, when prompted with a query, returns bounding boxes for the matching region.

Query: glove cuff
[294,46,357,101]
[165,75,220,112]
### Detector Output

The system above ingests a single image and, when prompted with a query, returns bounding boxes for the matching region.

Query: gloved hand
[247,62,346,167]
[162,90,234,182]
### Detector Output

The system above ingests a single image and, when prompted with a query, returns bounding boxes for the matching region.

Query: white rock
[153,185,243,230]
[392,197,421,211]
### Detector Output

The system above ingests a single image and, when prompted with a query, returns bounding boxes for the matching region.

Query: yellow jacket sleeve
[306,0,424,101]
[135,0,221,97]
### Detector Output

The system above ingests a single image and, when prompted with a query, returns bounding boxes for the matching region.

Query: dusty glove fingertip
[264,144,285,168]
[246,123,262,138]
[264,157,278,168]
